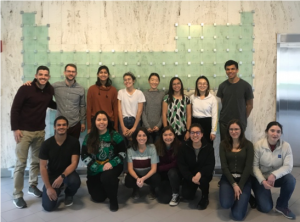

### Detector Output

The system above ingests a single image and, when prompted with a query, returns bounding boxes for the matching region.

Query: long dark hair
[223,119,247,151]
[155,126,180,157]
[95,65,112,87]
[194,76,210,97]
[131,127,150,151]
[87,110,115,154]
[167,77,184,104]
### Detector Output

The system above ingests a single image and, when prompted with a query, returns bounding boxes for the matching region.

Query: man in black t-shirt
[39,116,81,211]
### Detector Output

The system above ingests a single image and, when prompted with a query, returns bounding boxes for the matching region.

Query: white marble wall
[1,1,300,169]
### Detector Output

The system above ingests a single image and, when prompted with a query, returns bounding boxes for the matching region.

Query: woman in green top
[81,111,126,212]
[219,119,254,220]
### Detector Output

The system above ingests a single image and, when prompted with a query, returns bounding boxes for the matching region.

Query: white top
[117,88,146,118]
[190,92,218,134]
[253,137,293,184]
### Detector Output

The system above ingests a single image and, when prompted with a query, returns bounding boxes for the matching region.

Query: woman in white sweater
[253,121,296,220]
[190,76,218,145]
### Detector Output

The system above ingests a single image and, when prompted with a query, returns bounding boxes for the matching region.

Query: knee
[285,174,296,187]
[167,168,177,178]
[42,203,56,212]
[220,200,232,209]
[258,203,273,213]
[232,210,245,221]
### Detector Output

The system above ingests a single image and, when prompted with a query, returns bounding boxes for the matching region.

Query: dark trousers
[157,168,181,204]
[125,171,161,192]
[67,122,81,139]
[219,122,227,142]
[181,176,212,200]
[42,171,81,212]
[86,164,123,203]
[192,117,213,145]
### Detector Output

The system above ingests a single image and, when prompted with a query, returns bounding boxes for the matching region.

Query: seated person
[253,121,296,220]
[39,116,81,212]
[178,123,215,210]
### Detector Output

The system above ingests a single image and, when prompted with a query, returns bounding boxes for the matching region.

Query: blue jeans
[252,173,296,213]
[42,171,81,212]
[219,175,252,221]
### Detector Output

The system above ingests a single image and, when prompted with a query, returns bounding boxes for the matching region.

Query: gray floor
[1,168,300,222]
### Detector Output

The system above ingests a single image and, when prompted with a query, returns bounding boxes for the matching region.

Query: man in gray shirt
[52,64,86,139]
[217,60,254,141]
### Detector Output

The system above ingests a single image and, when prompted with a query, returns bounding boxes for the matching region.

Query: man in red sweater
[10,66,56,209]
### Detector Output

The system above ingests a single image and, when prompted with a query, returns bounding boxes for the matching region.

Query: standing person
[217,60,254,141]
[178,123,215,210]
[162,77,191,142]
[39,116,81,212]
[118,72,145,145]
[11,66,56,209]
[219,119,254,220]
[125,127,160,200]
[81,111,126,212]
[24,63,86,139]
[87,65,118,132]
[155,126,181,206]
[191,76,218,145]
[253,121,296,220]
[142,73,165,143]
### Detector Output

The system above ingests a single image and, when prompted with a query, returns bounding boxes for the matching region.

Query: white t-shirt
[118,89,146,118]
[190,92,218,134]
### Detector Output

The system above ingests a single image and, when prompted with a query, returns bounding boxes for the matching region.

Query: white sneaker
[121,173,127,185]
[169,193,180,206]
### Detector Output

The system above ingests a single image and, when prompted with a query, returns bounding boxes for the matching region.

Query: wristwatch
[61,173,66,179]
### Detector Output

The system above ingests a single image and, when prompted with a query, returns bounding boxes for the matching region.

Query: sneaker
[197,195,209,210]
[132,189,140,200]
[64,196,73,207]
[13,197,27,209]
[249,194,257,209]
[275,206,296,220]
[28,185,42,197]
[121,173,127,185]
[169,193,180,206]
[147,189,156,200]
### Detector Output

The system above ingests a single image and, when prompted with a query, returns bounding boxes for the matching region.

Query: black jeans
[181,176,212,200]
[157,168,182,204]
[125,171,161,192]
[42,171,81,212]
[86,164,123,203]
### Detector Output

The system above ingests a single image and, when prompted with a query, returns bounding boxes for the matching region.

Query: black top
[11,79,56,131]
[39,135,80,182]
[178,139,215,182]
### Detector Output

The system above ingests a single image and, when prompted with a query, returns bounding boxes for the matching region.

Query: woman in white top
[252,121,296,220]
[118,72,146,145]
[190,76,218,145]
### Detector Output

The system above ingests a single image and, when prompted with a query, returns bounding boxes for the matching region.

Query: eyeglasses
[198,84,207,86]
[66,70,76,74]
[190,131,201,135]
[229,128,240,132]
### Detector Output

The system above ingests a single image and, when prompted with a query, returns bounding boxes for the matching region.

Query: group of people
[10,60,296,220]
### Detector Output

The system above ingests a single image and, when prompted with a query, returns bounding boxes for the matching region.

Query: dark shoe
[169,193,180,206]
[147,190,156,200]
[249,194,257,209]
[275,206,296,220]
[198,196,209,210]
[28,185,42,197]
[110,199,119,212]
[64,196,73,206]
[132,188,140,200]
[13,197,27,209]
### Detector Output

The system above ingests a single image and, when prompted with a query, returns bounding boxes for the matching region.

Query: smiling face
[172,79,182,93]
[123,75,134,89]
[64,65,77,81]
[190,126,203,143]
[97,68,109,82]
[229,123,241,140]
[162,130,175,146]
[95,113,108,133]
[197,78,208,94]
[148,75,160,90]
[136,130,148,145]
[225,64,239,81]
[266,125,282,145]
[54,119,68,136]
[35,70,50,87]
